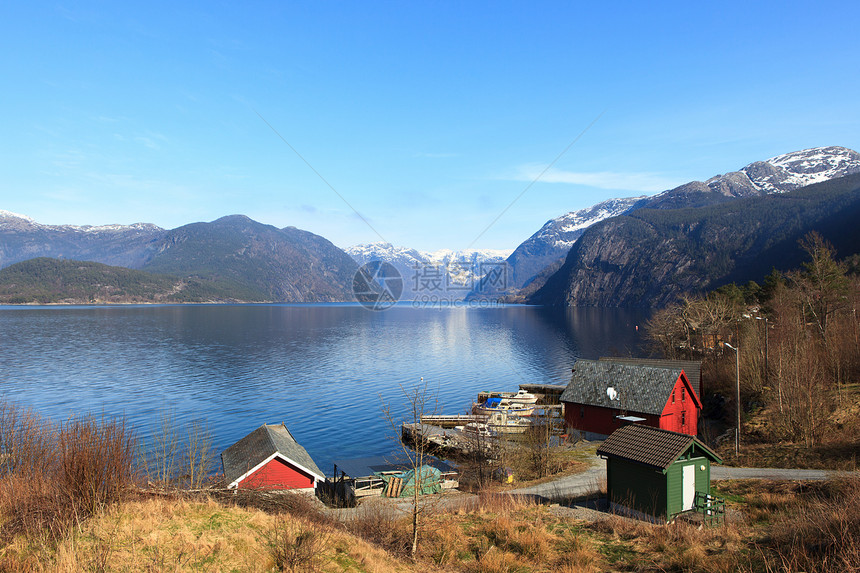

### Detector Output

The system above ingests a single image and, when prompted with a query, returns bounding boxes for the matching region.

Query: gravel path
[328,454,852,519]
[711,466,838,480]
[507,456,605,502]
[507,455,850,503]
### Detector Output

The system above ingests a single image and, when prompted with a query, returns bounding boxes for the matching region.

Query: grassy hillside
[0,399,856,572]
[0,258,260,304]
[5,479,859,572]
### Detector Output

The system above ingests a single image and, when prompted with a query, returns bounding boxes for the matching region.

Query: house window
[580,406,584,418]
[681,411,686,426]
[672,391,675,404]
[681,388,685,401]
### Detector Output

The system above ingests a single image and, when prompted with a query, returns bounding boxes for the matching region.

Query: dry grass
[5,476,857,572]
[590,512,747,572]
[3,496,415,572]
[419,493,603,572]
[763,474,860,572]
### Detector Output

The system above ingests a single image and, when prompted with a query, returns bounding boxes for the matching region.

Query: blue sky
[1,2,858,251]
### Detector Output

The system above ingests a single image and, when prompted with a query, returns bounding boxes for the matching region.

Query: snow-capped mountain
[345,243,512,300]
[746,146,860,193]
[0,211,166,269]
[529,145,860,307]
[485,146,860,297]
[647,146,860,209]
[502,196,646,291]
[0,210,162,234]
[531,197,647,251]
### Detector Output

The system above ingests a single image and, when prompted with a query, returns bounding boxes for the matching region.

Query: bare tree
[184,420,215,490]
[519,407,559,480]
[381,377,438,559]
[144,411,179,487]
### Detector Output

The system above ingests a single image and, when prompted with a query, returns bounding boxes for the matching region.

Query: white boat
[458,415,530,436]
[472,389,539,417]
[507,389,539,405]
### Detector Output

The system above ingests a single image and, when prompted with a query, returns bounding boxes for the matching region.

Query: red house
[561,360,702,439]
[221,423,325,492]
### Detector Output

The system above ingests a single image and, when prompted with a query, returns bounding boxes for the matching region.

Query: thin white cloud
[135,136,161,150]
[413,152,459,159]
[512,165,681,193]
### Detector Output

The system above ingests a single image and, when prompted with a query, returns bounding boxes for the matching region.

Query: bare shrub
[261,515,332,572]
[57,414,139,518]
[0,402,139,545]
[0,402,53,479]
[345,502,412,557]
[214,488,335,531]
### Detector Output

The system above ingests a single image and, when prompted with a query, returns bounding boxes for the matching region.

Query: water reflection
[0,304,649,471]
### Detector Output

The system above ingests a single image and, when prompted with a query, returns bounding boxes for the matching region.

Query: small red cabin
[221,423,325,492]
[561,360,702,439]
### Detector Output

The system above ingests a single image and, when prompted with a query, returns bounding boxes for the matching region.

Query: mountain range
[1,146,858,306]
[344,243,511,300]
[534,173,860,306]
[0,213,357,302]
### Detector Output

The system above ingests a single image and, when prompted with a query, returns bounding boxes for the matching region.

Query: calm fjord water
[0,304,649,473]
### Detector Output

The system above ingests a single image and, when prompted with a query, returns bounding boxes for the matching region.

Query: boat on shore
[456,414,531,437]
[485,411,532,434]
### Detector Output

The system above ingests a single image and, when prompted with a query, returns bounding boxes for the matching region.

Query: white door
[682,464,695,511]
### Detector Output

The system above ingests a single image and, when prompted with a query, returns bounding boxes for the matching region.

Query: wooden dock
[402,423,493,458]
[420,414,485,428]
[516,383,567,405]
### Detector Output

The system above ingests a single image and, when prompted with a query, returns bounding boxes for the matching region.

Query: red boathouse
[561,360,702,439]
[221,423,325,492]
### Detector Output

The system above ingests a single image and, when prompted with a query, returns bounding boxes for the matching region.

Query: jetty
[401,422,491,458]
[419,414,480,429]
[402,382,568,459]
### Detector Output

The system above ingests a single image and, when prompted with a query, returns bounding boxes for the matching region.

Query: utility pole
[725,342,740,457]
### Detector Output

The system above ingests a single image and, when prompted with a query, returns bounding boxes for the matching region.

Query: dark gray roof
[599,357,702,399]
[331,453,456,479]
[221,423,324,486]
[561,360,693,415]
[597,424,721,469]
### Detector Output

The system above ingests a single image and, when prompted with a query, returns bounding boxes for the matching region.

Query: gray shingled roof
[332,454,456,479]
[561,360,691,415]
[596,424,721,469]
[221,423,324,487]
[599,357,702,399]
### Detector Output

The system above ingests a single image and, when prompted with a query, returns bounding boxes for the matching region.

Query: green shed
[596,424,722,522]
